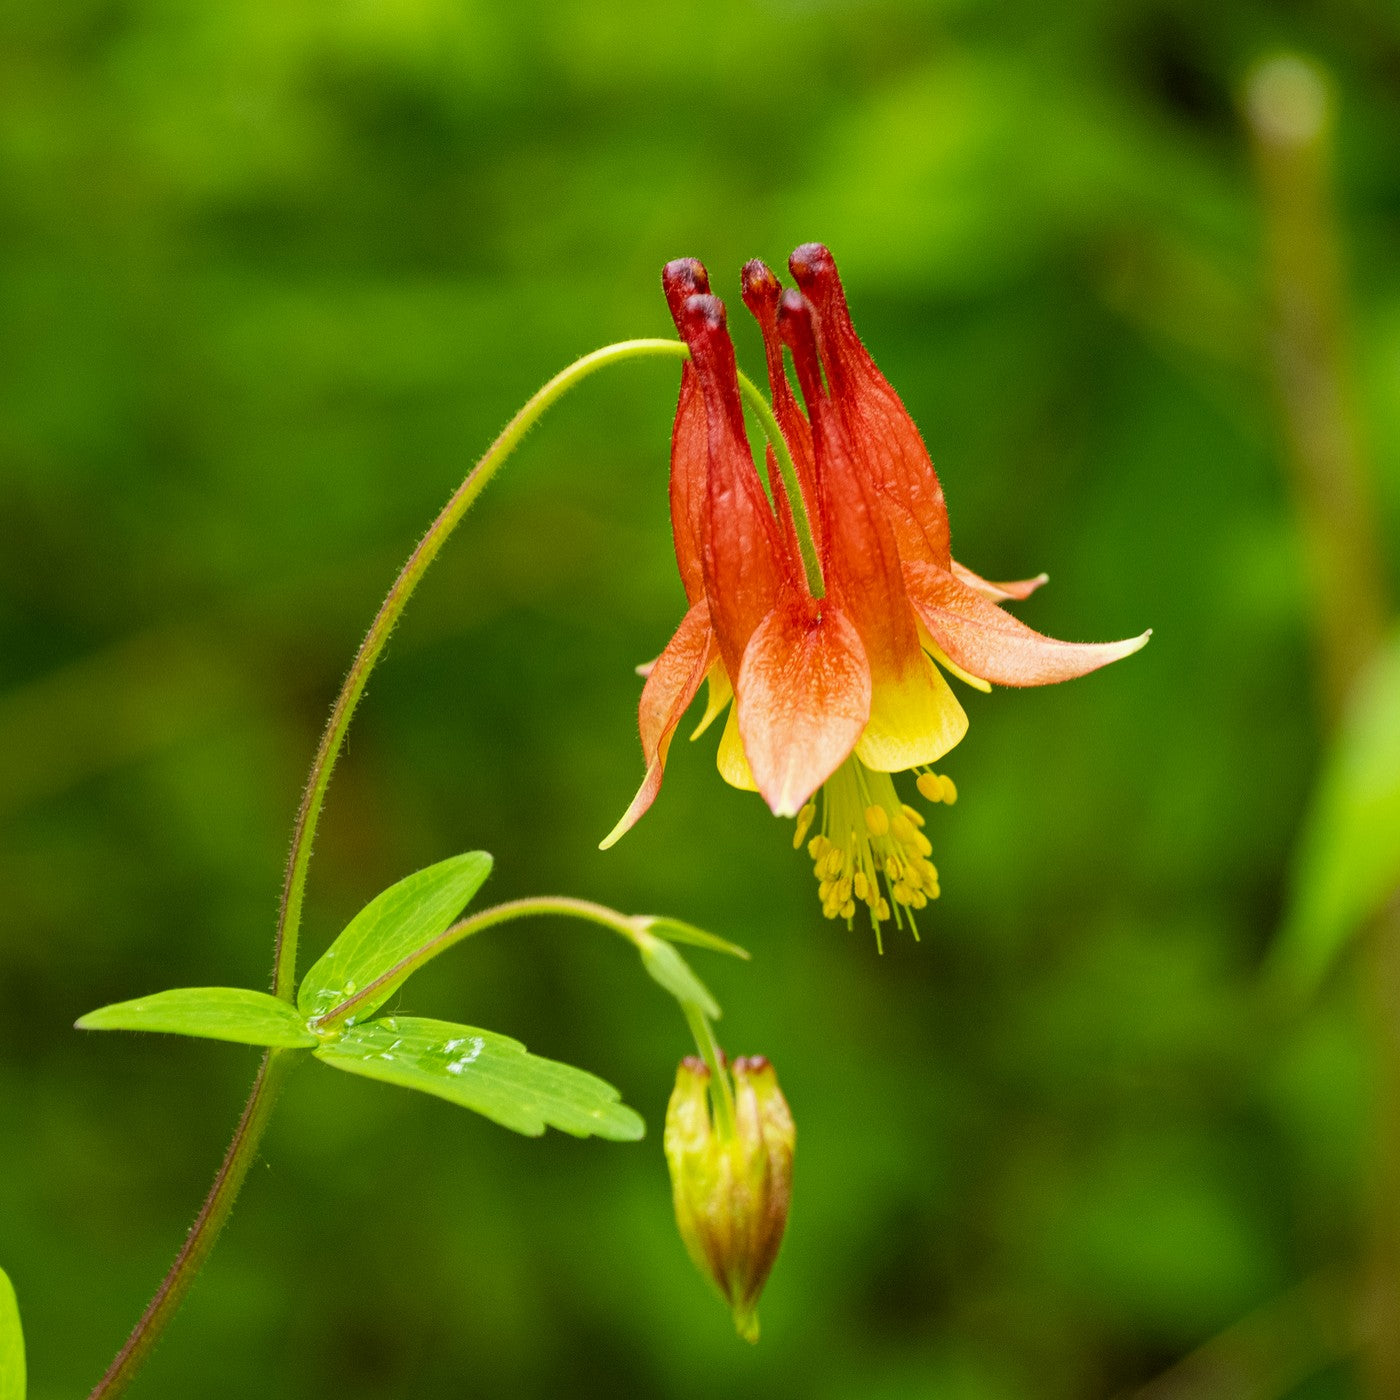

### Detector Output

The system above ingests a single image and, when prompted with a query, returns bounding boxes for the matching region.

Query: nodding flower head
[603,245,1149,949]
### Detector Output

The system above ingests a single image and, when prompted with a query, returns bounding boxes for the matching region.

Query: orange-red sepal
[601,600,716,847]
[904,561,1150,687]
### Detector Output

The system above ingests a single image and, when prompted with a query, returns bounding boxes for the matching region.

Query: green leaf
[1272,631,1400,1000]
[637,915,751,961]
[75,987,317,1048]
[0,1267,23,1400]
[298,852,493,1022]
[635,931,721,1020]
[315,1015,644,1142]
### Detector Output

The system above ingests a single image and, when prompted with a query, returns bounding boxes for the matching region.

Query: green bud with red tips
[663,1053,795,1341]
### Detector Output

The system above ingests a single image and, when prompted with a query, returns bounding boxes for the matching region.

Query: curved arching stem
[92,335,800,1397]
[272,338,821,1002]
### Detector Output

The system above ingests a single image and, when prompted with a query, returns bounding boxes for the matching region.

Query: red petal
[736,596,871,817]
[904,561,1150,687]
[600,600,716,848]
[668,365,708,605]
[675,294,789,682]
[777,290,929,702]
[952,559,1048,603]
[790,243,952,571]
[663,259,713,606]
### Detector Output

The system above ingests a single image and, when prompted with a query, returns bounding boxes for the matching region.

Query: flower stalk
[91,335,795,1395]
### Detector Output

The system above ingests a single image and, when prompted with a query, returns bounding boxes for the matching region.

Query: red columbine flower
[604,248,1148,945]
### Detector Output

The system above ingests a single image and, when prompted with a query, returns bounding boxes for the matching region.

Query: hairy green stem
[94,335,783,1393]
[87,1051,294,1400]
[272,337,820,1002]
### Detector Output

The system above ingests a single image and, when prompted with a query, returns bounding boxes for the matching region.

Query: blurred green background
[3,0,1400,1396]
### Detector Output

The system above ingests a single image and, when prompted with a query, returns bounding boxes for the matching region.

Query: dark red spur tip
[741,259,782,318]
[775,289,823,401]
[663,258,711,323]
[788,242,839,297]
[675,291,729,344]
[732,1054,771,1074]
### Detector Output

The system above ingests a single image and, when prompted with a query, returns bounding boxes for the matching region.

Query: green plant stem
[313,895,655,1031]
[311,896,738,1132]
[740,383,824,598]
[87,1050,294,1400]
[271,337,821,1003]
[684,1002,736,1138]
[94,335,787,1394]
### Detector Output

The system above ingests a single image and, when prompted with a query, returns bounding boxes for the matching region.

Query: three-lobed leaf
[1272,631,1400,1000]
[76,988,318,1048]
[315,1016,644,1141]
[298,852,493,1021]
[0,1267,23,1400]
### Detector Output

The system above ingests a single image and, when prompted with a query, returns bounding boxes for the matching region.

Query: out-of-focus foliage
[1273,630,1400,1004]
[0,0,1398,1397]
[0,1268,22,1400]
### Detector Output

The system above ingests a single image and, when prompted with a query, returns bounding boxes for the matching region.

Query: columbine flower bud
[663,1053,795,1341]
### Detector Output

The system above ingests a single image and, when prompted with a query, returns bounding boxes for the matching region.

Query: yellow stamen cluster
[792,757,953,951]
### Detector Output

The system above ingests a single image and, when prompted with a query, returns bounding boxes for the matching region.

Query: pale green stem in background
[1246,54,1397,1400]
[95,337,788,1395]
[1246,56,1387,716]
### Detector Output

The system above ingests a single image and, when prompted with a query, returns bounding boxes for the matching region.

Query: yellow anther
[864,804,890,837]
[910,890,928,909]
[840,900,856,920]
[916,772,943,803]
[793,801,817,849]
[901,803,925,827]
[891,813,919,845]
[834,877,852,904]
[818,879,834,902]
[912,831,934,858]
[884,855,902,882]
[818,850,841,880]
[893,881,914,904]
[853,872,869,902]
[823,902,840,920]
[939,775,958,805]
[808,834,831,861]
